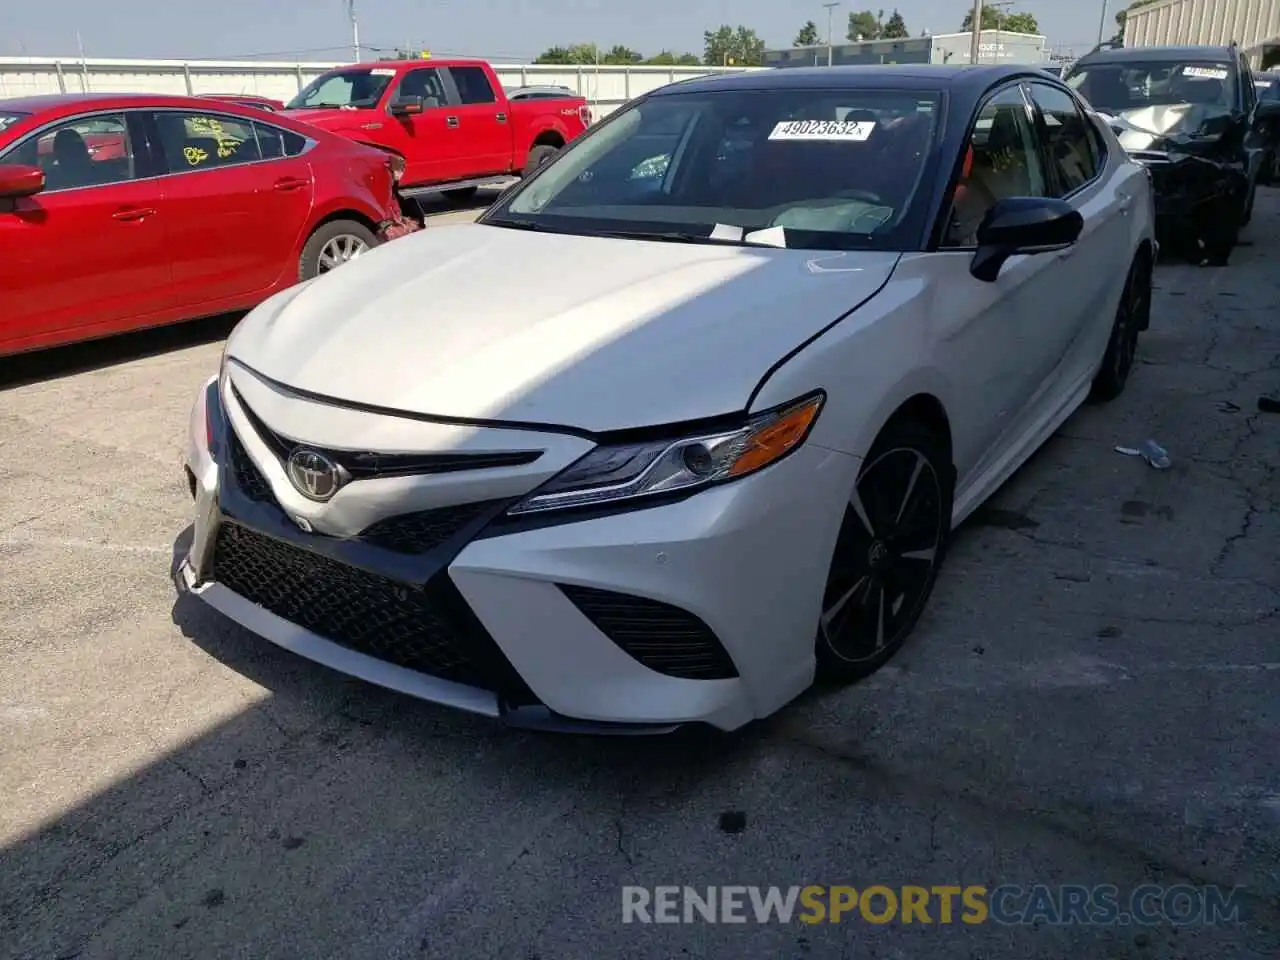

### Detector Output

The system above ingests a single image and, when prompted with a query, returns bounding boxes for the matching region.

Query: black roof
[654,63,1063,98]
[1072,44,1236,66]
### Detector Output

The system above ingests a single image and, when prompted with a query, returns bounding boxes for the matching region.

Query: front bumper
[178,371,859,733]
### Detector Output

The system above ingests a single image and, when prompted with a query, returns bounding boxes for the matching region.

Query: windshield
[0,111,30,135]
[286,67,395,109]
[1066,60,1234,113]
[483,87,942,251]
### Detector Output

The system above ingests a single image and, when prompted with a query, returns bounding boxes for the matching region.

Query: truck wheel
[443,186,478,202]
[298,220,378,281]
[523,144,559,176]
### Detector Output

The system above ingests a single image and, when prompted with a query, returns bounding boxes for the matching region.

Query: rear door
[382,66,453,185]
[443,65,511,176]
[0,109,172,352]
[147,108,316,305]
[1024,80,1129,389]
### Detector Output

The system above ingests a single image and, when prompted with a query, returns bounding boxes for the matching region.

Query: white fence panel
[0,57,764,120]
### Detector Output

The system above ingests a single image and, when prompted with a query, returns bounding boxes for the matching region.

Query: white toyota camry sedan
[178,64,1155,733]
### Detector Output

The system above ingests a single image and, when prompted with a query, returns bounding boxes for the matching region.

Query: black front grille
[228,428,274,503]
[559,584,738,680]
[211,523,535,698]
[358,501,502,554]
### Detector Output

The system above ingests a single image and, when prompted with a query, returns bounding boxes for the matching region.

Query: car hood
[1095,103,1235,153]
[278,107,378,134]
[225,223,901,433]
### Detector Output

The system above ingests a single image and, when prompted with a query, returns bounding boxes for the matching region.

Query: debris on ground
[1258,393,1280,414]
[1216,400,1241,413]
[1114,439,1172,469]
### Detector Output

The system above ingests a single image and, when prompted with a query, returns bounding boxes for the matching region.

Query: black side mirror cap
[390,95,425,116]
[970,196,1084,282]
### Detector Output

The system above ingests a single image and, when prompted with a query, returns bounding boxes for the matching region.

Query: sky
[3,0,1117,63]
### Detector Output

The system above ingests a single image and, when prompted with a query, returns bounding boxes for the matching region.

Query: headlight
[507,392,824,516]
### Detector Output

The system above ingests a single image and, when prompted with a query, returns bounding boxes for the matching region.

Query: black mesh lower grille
[228,429,274,503]
[359,502,501,554]
[558,584,738,680]
[211,523,535,698]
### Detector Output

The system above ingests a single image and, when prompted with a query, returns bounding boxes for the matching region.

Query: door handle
[446,116,459,128]
[495,112,507,123]
[112,206,155,221]
[273,177,309,191]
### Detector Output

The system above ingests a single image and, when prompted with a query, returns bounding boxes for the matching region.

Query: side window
[449,66,497,105]
[0,113,138,192]
[943,86,1047,248]
[1028,83,1099,196]
[253,122,309,159]
[393,68,446,107]
[153,112,262,171]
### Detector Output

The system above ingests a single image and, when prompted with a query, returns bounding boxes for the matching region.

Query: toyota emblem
[285,448,344,502]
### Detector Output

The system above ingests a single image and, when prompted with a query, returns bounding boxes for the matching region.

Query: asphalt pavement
[1,191,1277,960]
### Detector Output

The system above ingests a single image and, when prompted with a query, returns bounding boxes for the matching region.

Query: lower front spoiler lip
[174,559,683,737]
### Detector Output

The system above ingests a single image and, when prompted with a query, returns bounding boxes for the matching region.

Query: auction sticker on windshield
[1181,66,1228,79]
[370,68,397,76]
[769,120,876,141]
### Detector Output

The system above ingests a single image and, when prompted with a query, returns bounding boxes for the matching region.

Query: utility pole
[823,2,840,67]
[969,0,983,64]
[1096,0,1111,46]
[346,0,360,62]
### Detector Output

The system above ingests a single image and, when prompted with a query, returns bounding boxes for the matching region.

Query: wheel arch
[532,129,566,149]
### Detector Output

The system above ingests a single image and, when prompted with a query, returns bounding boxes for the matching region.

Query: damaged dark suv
[1065,43,1279,265]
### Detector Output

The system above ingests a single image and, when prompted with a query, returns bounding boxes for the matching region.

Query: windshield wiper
[485,217,549,231]
[596,229,777,247]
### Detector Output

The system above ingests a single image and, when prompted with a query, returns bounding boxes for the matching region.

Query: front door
[929,83,1071,485]
[0,110,172,353]
[380,66,454,185]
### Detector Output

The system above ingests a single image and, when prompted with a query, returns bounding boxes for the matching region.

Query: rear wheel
[523,144,560,176]
[1090,253,1149,402]
[814,419,953,684]
[298,220,377,281]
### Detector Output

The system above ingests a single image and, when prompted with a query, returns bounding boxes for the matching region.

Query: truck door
[442,65,512,177]
[383,66,453,186]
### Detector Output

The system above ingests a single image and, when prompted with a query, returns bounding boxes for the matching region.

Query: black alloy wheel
[815,420,953,683]
[1089,254,1149,402]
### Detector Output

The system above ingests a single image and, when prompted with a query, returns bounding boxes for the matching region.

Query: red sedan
[0,93,410,357]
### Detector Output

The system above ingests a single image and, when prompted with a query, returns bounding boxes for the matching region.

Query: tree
[881,10,909,39]
[1113,0,1159,44]
[795,21,821,46]
[702,25,765,66]
[961,6,1038,33]
[602,45,641,64]
[847,10,883,41]
[535,44,602,64]
[644,50,701,65]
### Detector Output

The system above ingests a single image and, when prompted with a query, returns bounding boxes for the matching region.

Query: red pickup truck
[279,58,590,201]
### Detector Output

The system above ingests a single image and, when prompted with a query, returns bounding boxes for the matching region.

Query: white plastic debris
[1114,440,1171,469]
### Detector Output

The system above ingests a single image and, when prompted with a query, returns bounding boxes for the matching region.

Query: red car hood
[279,107,377,134]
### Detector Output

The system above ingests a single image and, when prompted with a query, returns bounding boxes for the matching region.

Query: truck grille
[558,584,738,680]
[211,523,534,698]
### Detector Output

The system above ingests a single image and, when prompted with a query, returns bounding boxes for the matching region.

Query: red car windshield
[286,68,395,109]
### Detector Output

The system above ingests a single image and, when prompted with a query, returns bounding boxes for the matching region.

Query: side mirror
[390,95,425,116]
[970,196,1083,282]
[0,163,45,202]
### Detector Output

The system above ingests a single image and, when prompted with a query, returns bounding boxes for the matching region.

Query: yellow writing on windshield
[183,145,209,165]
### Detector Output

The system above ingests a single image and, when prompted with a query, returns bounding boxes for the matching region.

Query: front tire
[814,419,953,684]
[1089,253,1149,402]
[298,220,377,281]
